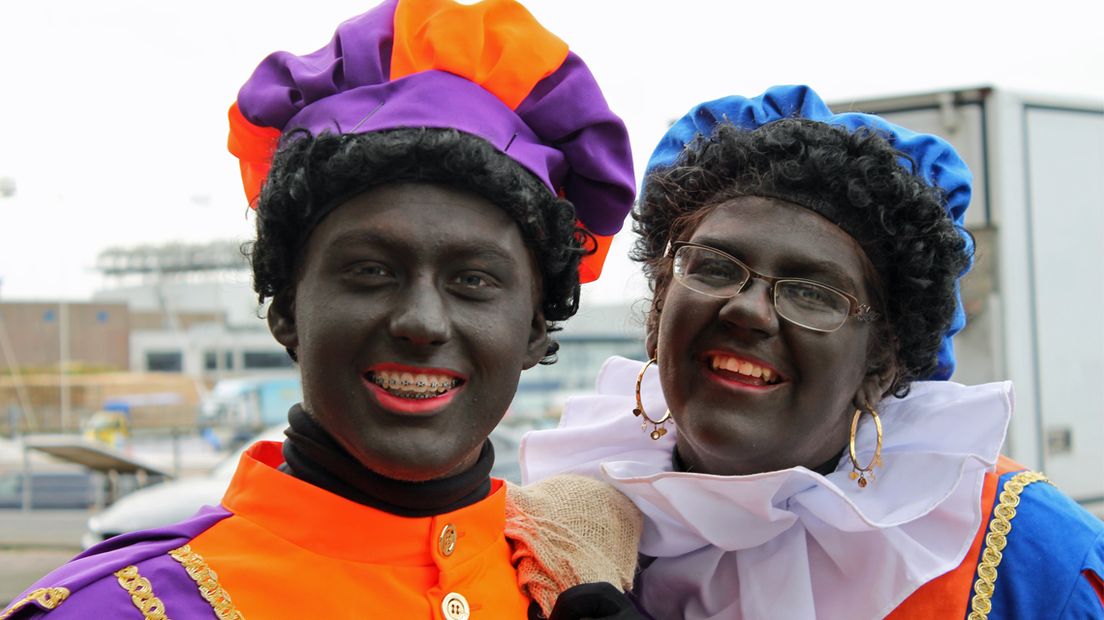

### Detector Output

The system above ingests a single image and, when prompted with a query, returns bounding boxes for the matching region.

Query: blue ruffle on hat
[645,85,973,380]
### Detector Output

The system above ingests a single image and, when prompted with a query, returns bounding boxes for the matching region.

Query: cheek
[655,290,709,356]
[457,293,538,365]
[795,329,872,403]
[654,292,710,406]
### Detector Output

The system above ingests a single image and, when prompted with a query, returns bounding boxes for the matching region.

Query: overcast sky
[1,0,1101,307]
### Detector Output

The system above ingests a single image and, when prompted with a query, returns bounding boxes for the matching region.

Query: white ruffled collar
[521,356,1012,620]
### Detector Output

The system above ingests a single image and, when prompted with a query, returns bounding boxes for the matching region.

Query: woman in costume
[522,85,1104,619]
[2,1,644,618]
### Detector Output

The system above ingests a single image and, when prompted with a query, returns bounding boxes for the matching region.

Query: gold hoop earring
[848,401,883,488]
[633,358,672,440]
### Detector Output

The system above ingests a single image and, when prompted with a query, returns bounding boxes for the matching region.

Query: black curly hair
[248,127,589,363]
[632,119,972,396]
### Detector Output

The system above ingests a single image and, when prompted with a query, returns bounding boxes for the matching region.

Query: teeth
[710,355,779,384]
[370,370,461,398]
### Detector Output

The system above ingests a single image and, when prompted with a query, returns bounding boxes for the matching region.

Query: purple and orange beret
[228,0,635,282]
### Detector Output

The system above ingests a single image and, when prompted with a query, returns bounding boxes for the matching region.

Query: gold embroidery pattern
[967,470,1050,620]
[0,587,70,619]
[114,565,169,620]
[168,545,244,620]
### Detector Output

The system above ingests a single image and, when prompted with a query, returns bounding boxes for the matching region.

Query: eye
[343,261,395,284]
[796,286,831,302]
[452,272,493,289]
[781,282,845,310]
[685,257,741,283]
[447,270,504,301]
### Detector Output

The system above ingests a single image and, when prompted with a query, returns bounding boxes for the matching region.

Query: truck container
[831,87,1104,512]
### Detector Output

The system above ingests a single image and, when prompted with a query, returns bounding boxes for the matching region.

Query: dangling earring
[848,401,883,488]
[633,358,672,440]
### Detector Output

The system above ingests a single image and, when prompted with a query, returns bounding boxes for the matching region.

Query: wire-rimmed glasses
[670,241,879,333]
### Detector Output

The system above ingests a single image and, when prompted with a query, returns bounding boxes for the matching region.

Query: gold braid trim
[168,545,244,620]
[967,470,1050,620]
[114,565,170,620]
[0,587,70,619]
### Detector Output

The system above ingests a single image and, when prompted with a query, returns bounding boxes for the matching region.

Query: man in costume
[2,1,643,618]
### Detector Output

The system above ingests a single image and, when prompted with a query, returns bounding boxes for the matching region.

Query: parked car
[0,471,96,509]
[82,425,525,548]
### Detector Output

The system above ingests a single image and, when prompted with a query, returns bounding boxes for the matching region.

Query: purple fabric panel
[236,0,398,129]
[37,554,218,620]
[286,70,561,192]
[3,505,230,617]
[514,52,634,236]
[232,1,635,241]
[25,574,145,619]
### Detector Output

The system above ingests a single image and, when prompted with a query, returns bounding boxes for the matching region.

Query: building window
[146,351,183,372]
[224,351,234,370]
[203,350,218,371]
[43,309,55,322]
[243,351,294,369]
[96,311,109,323]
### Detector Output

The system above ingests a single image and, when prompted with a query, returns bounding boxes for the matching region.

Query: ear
[644,296,662,360]
[645,325,658,361]
[854,353,897,410]
[522,310,549,370]
[267,293,299,351]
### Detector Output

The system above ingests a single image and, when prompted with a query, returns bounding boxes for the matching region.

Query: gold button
[441,592,470,620]
[437,523,457,557]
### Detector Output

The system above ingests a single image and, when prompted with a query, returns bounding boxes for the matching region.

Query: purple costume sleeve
[2,505,231,618]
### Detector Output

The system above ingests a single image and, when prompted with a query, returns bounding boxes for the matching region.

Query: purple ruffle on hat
[232,0,634,238]
[645,85,973,380]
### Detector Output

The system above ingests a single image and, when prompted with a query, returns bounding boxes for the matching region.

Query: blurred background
[1,0,1102,606]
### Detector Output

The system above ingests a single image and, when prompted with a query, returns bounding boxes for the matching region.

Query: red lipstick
[701,350,786,392]
[363,363,466,415]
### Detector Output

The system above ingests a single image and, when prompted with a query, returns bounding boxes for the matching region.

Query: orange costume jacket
[3,442,531,619]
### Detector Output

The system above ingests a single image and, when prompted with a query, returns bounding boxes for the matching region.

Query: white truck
[831,87,1104,512]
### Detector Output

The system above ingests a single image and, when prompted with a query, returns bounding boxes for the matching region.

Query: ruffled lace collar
[521,356,1012,620]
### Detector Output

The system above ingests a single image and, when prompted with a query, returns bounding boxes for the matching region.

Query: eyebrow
[325,229,520,264]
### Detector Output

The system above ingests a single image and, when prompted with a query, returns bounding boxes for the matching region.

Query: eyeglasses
[670,241,879,333]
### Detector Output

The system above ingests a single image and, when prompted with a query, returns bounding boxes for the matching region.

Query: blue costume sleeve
[1058,531,1104,618]
[982,473,1104,618]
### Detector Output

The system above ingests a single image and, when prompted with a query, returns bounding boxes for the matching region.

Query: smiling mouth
[708,354,784,386]
[366,370,464,400]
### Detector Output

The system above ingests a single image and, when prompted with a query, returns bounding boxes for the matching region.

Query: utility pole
[59,301,71,431]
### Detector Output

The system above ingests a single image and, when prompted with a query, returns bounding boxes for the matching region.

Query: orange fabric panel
[228,102,281,207]
[190,519,437,617]
[580,232,614,284]
[188,443,531,618]
[1085,569,1104,607]
[994,454,1025,475]
[886,457,1025,617]
[390,0,569,110]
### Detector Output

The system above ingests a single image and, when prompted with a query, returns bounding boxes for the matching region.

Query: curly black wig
[249,127,588,363]
[632,119,972,396]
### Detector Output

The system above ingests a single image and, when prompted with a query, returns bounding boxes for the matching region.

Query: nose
[388,276,451,346]
[718,277,779,335]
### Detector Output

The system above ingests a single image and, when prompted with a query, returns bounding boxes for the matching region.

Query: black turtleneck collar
[280,404,494,517]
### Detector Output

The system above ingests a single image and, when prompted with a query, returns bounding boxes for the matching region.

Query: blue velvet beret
[645,85,973,381]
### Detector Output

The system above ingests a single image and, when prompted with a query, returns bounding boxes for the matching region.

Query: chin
[356,443,476,482]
